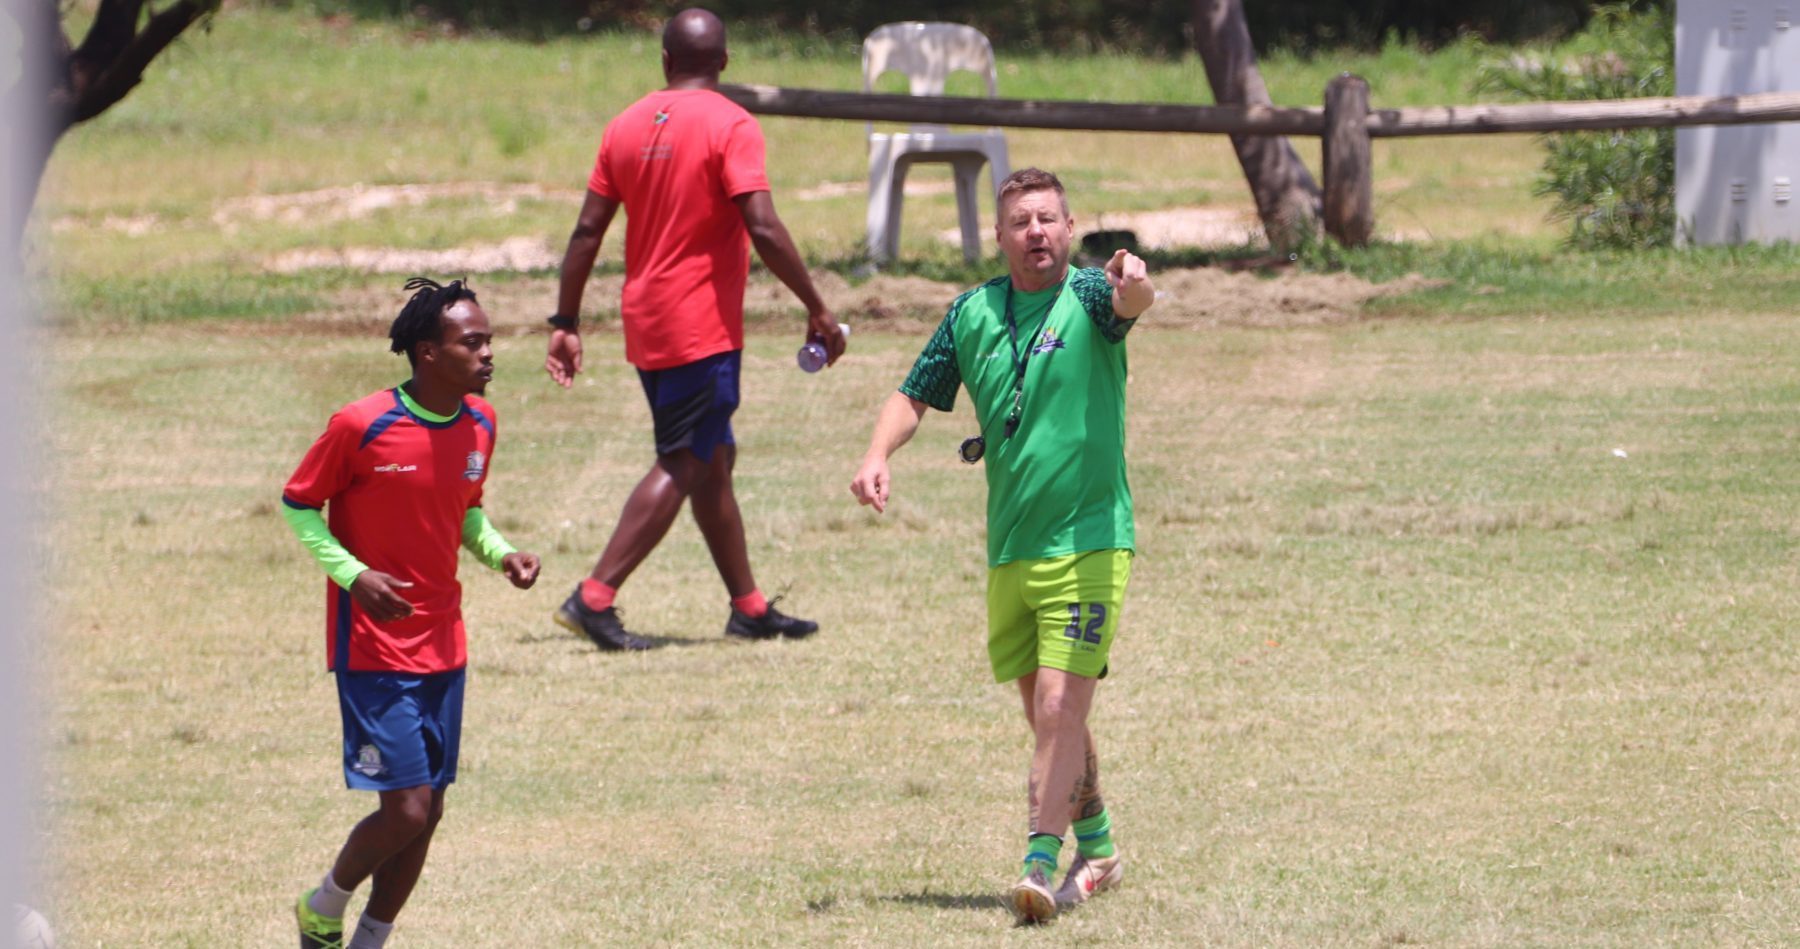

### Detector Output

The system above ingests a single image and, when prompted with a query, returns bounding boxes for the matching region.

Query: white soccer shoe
[1007,865,1057,923]
[1054,852,1123,907]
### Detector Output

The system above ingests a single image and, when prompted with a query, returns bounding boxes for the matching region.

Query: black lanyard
[999,272,1067,439]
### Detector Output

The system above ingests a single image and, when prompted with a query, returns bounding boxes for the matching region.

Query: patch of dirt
[266,236,562,274]
[266,264,1432,337]
[779,266,1438,331]
[214,182,579,229]
[50,214,162,236]
[939,206,1267,249]
[796,180,957,201]
[1149,268,1443,328]
[940,207,1429,249]
[227,182,1435,329]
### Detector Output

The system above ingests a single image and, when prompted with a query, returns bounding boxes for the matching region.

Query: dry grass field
[26,6,1800,947]
[39,293,1800,946]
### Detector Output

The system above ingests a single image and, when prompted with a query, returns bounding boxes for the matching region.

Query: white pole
[1,0,46,927]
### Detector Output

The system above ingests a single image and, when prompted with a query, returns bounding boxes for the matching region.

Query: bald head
[662,8,727,79]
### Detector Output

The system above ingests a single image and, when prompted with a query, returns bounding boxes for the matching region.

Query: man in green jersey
[850,168,1154,924]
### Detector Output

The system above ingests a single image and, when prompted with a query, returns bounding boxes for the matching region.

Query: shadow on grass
[877,890,1005,912]
[513,630,717,650]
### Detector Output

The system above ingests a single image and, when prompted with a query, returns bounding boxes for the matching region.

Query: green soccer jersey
[900,266,1138,567]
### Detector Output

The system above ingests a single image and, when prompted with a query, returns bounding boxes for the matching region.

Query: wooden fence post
[1322,73,1373,247]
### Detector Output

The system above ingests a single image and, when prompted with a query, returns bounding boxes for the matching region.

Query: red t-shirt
[283,388,497,674]
[588,88,771,370]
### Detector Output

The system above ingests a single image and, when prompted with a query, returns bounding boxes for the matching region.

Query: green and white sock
[1023,832,1062,879]
[1073,809,1116,859]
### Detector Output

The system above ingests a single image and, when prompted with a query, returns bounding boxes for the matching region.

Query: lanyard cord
[1002,273,1068,392]
[999,272,1068,438]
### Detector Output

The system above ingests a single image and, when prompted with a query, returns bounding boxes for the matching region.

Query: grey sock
[347,912,394,949]
[307,871,353,920]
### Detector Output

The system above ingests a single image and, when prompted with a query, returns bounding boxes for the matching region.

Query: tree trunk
[1190,0,1323,249]
[6,0,216,258]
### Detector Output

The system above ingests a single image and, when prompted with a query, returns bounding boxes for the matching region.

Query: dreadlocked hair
[389,276,479,364]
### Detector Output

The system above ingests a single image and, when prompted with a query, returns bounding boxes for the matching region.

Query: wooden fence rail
[719,82,1800,246]
[720,84,1800,137]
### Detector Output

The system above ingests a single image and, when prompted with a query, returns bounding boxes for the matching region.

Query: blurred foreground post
[1,0,44,920]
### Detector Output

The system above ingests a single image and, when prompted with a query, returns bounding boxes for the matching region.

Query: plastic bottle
[797,323,850,373]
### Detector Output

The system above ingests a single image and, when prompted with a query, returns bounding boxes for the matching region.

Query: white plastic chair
[863,22,1011,264]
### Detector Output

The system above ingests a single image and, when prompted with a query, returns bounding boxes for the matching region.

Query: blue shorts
[636,350,740,463]
[336,668,465,792]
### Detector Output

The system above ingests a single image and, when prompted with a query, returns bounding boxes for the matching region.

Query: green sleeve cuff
[462,507,517,572]
[280,500,369,591]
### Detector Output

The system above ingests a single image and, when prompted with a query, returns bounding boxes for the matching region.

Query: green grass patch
[45,270,337,323]
[1304,240,1800,318]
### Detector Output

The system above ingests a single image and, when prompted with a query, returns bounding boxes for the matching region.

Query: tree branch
[56,0,216,128]
[73,0,148,69]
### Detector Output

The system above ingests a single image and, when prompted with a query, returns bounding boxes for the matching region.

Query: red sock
[580,578,617,611]
[731,590,768,618]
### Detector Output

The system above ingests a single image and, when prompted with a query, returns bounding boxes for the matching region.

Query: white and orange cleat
[1054,853,1123,907]
[1007,865,1058,923]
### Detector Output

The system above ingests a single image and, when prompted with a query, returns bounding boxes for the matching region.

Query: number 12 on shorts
[1063,603,1107,645]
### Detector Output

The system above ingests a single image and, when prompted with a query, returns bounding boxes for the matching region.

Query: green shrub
[1476,3,1673,249]
[264,0,1596,54]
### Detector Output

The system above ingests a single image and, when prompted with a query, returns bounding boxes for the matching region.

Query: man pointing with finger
[850,168,1155,924]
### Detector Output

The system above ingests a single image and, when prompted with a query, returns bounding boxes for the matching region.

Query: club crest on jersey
[352,744,385,777]
[1031,327,1066,355]
[463,451,485,482]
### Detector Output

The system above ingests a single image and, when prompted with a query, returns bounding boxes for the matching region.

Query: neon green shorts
[986,549,1133,683]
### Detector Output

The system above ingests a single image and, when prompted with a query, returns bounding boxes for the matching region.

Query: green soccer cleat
[1007,865,1057,924]
[295,889,344,949]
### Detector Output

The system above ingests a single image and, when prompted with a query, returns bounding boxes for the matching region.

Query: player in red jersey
[284,278,540,949]
[544,8,844,651]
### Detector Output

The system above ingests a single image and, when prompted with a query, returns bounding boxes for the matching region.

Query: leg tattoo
[1076,744,1105,820]
[1027,769,1041,831]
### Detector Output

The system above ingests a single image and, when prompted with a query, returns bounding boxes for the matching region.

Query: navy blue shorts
[636,350,740,463]
[336,668,465,792]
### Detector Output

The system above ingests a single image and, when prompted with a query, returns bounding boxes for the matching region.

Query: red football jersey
[283,388,497,673]
[588,88,771,370]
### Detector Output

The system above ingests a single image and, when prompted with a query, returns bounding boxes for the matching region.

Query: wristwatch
[546,314,578,331]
